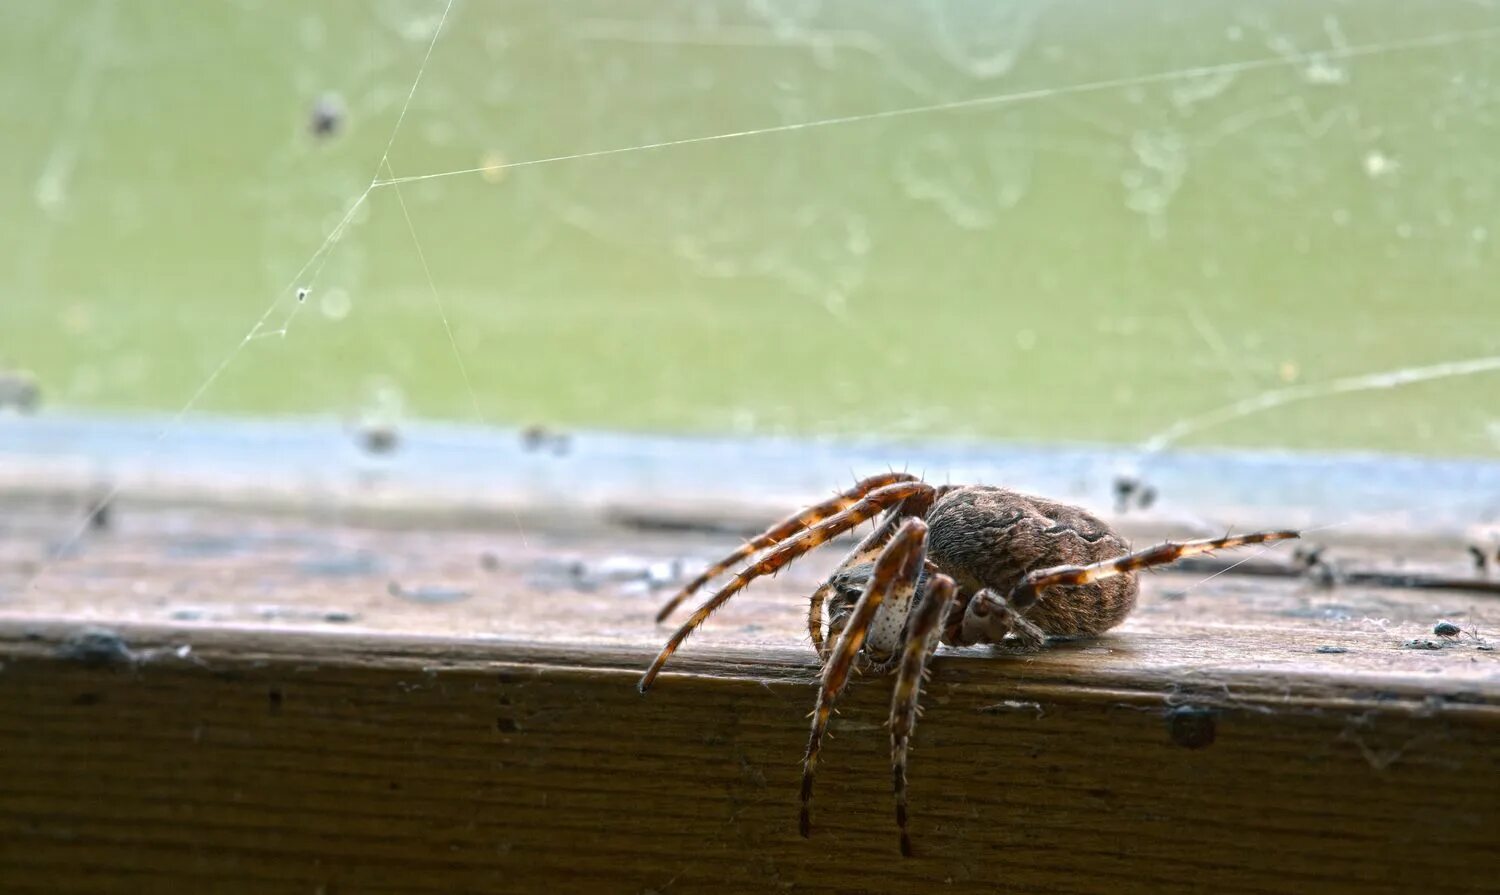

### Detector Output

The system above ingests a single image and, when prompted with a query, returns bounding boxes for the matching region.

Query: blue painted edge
[2,411,1497,537]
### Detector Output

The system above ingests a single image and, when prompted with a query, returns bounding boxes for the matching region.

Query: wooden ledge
[2,495,1498,894]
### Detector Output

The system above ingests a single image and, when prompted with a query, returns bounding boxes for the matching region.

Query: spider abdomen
[925,486,1137,638]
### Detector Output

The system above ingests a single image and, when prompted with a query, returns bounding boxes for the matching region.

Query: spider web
[6,1,1500,581]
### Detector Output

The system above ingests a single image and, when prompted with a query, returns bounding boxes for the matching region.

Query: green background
[4,1,1499,456]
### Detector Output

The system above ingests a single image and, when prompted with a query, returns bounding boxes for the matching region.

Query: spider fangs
[638,472,1298,856]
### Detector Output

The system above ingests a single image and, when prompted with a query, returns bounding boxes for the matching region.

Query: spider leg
[808,507,905,657]
[639,481,935,693]
[1006,529,1300,611]
[810,492,939,658]
[800,518,928,839]
[654,472,918,623]
[807,580,835,658]
[889,573,957,857]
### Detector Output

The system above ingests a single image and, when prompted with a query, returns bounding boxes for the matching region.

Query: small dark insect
[1433,620,1463,640]
[1467,525,1500,574]
[1293,543,1342,589]
[638,474,1298,856]
[296,287,310,303]
[1111,474,1157,514]
[1292,544,1324,567]
[308,93,345,138]
[358,422,400,456]
[520,424,572,456]
[0,369,40,413]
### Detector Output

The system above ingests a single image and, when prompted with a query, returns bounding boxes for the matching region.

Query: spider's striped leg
[807,513,899,659]
[639,481,935,693]
[810,490,938,658]
[1006,529,1300,611]
[806,580,836,658]
[889,573,957,857]
[801,519,928,840]
[654,472,918,623]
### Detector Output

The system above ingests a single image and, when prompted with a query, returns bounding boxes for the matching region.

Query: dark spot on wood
[55,627,135,667]
[268,687,284,713]
[71,692,103,706]
[495,717,519,733]
[738,754,767,788]
[1402,639,1446,651]
[1166,705,1217,749]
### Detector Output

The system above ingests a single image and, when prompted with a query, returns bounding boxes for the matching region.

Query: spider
[638,472,1298,856]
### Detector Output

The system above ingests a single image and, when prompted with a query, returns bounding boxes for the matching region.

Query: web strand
[369,24,1500,189]
[382,157,531,546]
[23,0,457,591]
[1139,354,1500,453]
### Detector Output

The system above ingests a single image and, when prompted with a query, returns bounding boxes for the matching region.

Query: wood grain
[1,495,1498,894]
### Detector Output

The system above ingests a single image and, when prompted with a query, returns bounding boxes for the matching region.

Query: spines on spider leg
[639,482,934,693]
[1006,529,1300,610]
[890,573,957,858]
[800,519,928,838]
[808,505,912,657]
[653,472,918,623]
[807,580,834,657]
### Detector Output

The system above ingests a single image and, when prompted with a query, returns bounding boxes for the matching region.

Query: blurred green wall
[3,1,1498,456]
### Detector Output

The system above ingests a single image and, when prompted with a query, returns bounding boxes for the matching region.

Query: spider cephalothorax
[639,473,1297,856]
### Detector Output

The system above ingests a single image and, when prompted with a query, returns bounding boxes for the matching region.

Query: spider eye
[830,562,875,597]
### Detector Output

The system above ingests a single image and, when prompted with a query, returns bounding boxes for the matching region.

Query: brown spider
[638,473,1298,856]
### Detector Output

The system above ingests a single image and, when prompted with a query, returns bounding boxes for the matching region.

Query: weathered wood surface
[1,492,1498,894]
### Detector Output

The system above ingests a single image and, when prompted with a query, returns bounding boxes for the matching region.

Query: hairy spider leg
[800,519,928,839]
[1006,529,1301,611]
[654,472,919,623]
[809,487,941,658]
[638,481,936,692]
[807,507,905,657]
[889,573,957,858]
